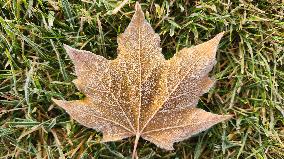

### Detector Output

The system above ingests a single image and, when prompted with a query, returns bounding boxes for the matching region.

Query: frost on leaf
[53,2,231,156]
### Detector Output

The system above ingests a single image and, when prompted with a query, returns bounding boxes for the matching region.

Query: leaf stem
[132,133,140,159]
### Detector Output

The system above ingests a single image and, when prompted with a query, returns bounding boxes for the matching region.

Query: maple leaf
[53,2,232,158]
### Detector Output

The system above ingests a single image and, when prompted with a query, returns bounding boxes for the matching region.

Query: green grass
[0,0,283,158]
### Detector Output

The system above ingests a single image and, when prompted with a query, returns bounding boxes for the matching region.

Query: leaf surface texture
[53,3,231,150]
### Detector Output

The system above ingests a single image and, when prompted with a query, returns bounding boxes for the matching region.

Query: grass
[0,0,283,158]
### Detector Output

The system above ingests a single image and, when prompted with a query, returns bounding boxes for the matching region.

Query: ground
[0,0,283,158]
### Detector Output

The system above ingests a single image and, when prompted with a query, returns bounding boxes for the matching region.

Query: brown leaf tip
[214,31,225,44]
[135,2,142,12]
[63,44,98,65]
[224,114,234,120]
[133,2,145,24]
[52,98,65,108]
[63,44,78,60]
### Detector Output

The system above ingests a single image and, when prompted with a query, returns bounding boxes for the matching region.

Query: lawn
[0,0,283,158]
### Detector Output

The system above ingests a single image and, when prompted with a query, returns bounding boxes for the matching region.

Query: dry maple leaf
[53,2,231,158]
